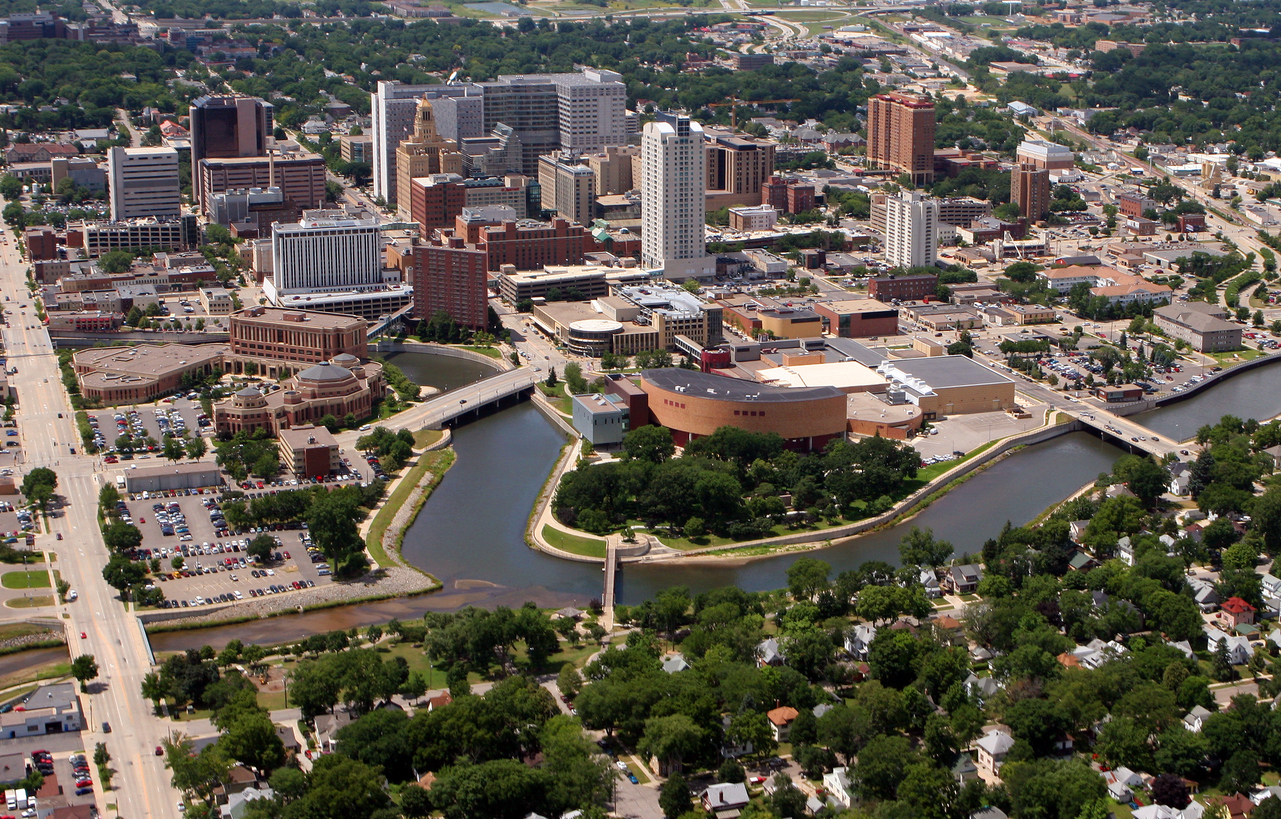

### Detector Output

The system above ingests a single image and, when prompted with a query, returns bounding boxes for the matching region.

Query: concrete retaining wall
[137,603,237,624]
[369,340,513,372]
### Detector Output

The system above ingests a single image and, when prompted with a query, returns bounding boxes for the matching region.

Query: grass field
[6,595,54,608]
[1211,349,1266,365]
[0,658,69,692]
[916,439,999,483]
[1,569,49,589]
[541,524,607,558]
[0,623,57,641]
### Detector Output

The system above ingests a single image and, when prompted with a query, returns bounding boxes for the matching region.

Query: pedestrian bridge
[367,304,415,339]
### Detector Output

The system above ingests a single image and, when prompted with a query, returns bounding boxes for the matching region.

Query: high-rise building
[1016,139,1074,171]
[267,211,383,298]
[704,128,776,209]
[1010,162,1050,220]
[395,98,465,222]
[370,81,484,207]
[760,175,815,215]
[641,113,715,281]
[197,152,326,215]
[107,147,181,221]
[189,95,273,203]
[537,152,595,227]
[480,69,627,175]
[414,239,489,330]
[587,145,638,196]
[867,93,936,186]
[884,191,939,269]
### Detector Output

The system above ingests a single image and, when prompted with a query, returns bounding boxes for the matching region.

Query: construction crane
[706,96,800,132]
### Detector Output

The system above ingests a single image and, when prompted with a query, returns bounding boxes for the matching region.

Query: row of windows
[733,410,766,417]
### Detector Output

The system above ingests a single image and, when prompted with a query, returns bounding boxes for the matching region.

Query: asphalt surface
[0,202,182,819]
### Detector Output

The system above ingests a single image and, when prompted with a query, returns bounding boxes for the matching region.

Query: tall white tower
[884,190,939,269]
[641,112,715,281]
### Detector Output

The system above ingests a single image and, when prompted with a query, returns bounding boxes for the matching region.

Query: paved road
[0,203,181,819]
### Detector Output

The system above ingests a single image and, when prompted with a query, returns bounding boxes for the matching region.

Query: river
[1134,360,1281,441]
[149,352,1281,652]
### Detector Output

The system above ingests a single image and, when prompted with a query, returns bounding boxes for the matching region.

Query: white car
[66,589,77,602]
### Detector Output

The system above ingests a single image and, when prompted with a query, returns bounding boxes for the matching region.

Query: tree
[20,467,57,513]
[898,526,955,567]
[1151,773,1190,809]
[308,490,365,575]
[623,425,675,464]
[247,534,275,563]
[102,521,143,552]
[163,437,184,462]
[856,735,917,800]
[659,771,691,819]
[71,654,98,693]
[786,557,831,600]
[98,250,134,274]
[1220,749,1260,794]
[1256,798,1281,819]
[638,714,702,774]
[219,706,285,777]
[102,553,146,595]
[718,759,746,783]
[546,367,558,388]
[185,437,207,460]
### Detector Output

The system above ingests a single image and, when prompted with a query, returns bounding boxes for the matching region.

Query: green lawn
[6,595,54,608]
[0,623,56,641]
[1210,349,1266,364]
[541,525,606,558]
[537,383,573,415]
[915,439,999,482]
[457,345,501,359]
[0,569,49,589]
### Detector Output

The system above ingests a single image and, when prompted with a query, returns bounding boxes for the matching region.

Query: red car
[155,746,164,756]
[80,632,86,639]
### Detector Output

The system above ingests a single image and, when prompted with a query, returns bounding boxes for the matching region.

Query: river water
[1134,361,1281,441]
[148,352,1281,652]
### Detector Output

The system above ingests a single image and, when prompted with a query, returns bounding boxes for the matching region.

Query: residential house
[972,809,1009,819]
[950,753,979,783]
[823,767,858,809]
[1132,804,1205,819]
[1072,638,1129,669]
[1169,462,1192,496]
[1221,597,1257,627]
[844,624,877,660]
[1268,629,1281,651]
[1263,445,1281,469]
[700,783,750,818]
[1204,627,1254,665]
[662,654,690,674]
[1167,640,1195,660]
[426,691,453,712]
[1182,705,1213,733]
[1189,578,1220,612]
[767,706,799,741]
[945,564,983,594]
[1068,550,1099,572]
[1209,794,1254,819]
[1104,770,1134,802]
[812,703,834,720]
[921,567,941,598]
[1116,536,1136,566]
[964,673,1001,704]
[274,724,301,755]
[314,708,354,752]
[1069,520,1090,543]
[757,637,787,667]
[221,786,275,819]
[1261,574,1281,605]
[975,730,1015,777]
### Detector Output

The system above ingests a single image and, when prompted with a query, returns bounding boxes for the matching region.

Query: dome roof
[331,353,360,366]
[235,387,261,398]
[297,362,352,382]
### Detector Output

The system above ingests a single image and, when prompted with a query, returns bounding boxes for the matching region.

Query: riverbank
[528,416,1082,566]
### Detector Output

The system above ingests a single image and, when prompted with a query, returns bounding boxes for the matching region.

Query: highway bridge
[1074,411,1199,459]
[414,368,539,429]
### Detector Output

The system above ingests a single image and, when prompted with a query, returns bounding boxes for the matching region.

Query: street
[0,199,182,818]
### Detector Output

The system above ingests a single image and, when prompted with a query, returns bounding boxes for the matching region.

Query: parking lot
[86,398,210,456]
[0,730,97,813]
[121,491,338,610]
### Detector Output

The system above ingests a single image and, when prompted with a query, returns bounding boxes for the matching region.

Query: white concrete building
[550,68,628,152]
[107,146,181,221]
[884,190,938,269]
[1016,139,1074,171]
[641,112,715,281]
[267,211,383,298]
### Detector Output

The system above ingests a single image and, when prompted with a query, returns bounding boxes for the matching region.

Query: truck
[115,475,126,490]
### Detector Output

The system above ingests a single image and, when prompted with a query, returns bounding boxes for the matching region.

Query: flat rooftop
[278,424,339,448]
[817,298,897,315]
[75,343,228,378]
[641,368,844,404]
[233,306,368,330]
[757,360,888,391]
[891,355,1014,389]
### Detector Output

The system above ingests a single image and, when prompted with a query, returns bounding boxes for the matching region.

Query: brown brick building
[197,154,326,215]
[24,228,58,261]
[867,93,936,186]
[229,307,367,373]
[868,273,938,302]
[760,176,816,215]
[1010,163,1051,220]
[414,239,489,330]
[476,218,589,271]
[409,176,468,231]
